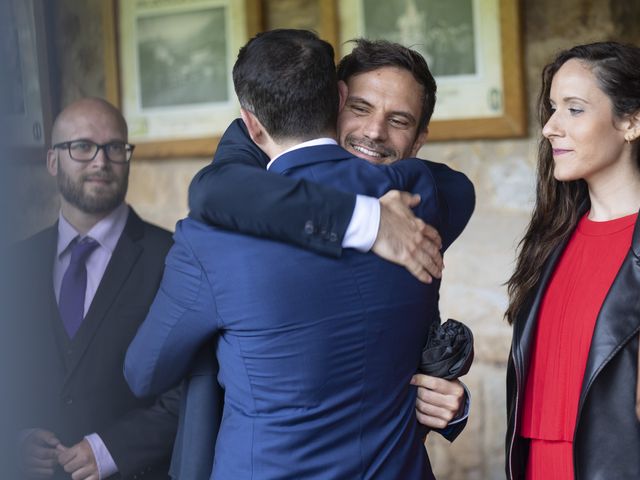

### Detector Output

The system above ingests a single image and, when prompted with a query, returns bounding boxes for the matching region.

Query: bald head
[51,97,128,146]
[47,97,130,231]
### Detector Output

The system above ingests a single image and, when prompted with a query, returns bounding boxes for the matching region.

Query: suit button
[329,233,338,242]
[64,397,73,405]
[304,221,314,235]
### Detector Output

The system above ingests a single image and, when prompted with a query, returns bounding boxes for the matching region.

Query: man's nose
[90,147,110,169]
[363,114,387,141]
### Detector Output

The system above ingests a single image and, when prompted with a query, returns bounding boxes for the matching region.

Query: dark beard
[57,166,128,215]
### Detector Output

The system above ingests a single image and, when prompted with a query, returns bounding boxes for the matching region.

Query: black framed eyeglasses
[53,140,135,164]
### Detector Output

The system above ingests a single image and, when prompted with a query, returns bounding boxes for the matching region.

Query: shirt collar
[266,138,338,170]
[57,203,130,258]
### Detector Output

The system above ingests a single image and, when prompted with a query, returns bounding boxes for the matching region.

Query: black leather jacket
[506,212,640,480]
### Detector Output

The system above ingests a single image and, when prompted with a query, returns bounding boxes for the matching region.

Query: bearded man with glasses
[7,97,178,480]
[50,136,134,217]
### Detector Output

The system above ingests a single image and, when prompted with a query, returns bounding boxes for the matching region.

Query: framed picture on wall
[104,0,261,158]
[338,0,526,141]
[261,0,338,56]
[0,0,52,160]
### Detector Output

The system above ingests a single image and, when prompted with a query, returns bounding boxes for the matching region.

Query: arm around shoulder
[422,160,475,251]
[188,119,357,257]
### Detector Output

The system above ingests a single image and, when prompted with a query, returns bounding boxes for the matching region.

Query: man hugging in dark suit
[8,98,178,480]
[168,38,475,479]
[125,30,473,479]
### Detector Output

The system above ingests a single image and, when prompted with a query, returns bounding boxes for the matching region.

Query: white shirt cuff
[85,433,118,479]
[342,195,380,252]
[448,381,471,426]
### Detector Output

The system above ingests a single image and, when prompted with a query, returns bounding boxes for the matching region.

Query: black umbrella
[418,318,474,379]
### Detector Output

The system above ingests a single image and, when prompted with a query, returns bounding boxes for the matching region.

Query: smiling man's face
[337,66,427,164]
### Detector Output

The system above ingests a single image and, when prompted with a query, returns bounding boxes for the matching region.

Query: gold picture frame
[103,0,261,159]
[338,0,526,141]
[0,0,52,160]
[260,0,338,58]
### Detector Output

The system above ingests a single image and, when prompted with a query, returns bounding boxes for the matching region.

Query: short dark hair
[232,29,338,141]
[337,39,437,135]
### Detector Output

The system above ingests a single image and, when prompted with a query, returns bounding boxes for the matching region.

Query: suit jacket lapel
[31,225,67,366]
[62,209,144,383]
[38,226,60,314]
[579,212,640,412]
[32,225,58,306]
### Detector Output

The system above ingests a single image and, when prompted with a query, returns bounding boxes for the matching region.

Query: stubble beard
[57,165,128,215]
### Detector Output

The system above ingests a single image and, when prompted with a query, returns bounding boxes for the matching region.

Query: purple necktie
[58,237,98,338]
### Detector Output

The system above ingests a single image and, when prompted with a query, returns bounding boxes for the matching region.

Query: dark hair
[506,41,640,325]
[232,29,338,141]
[336,39,437,135]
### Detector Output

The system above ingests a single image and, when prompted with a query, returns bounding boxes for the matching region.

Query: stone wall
[424,2,640,478]
[20,1,640,478]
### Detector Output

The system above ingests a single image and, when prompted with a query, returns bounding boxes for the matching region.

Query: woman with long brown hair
[505,41,640,479]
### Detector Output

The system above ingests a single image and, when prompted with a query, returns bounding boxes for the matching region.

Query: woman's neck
[587,168,640,220]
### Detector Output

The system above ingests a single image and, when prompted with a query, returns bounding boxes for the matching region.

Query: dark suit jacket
[189,119,472,254]
[188,121,354,257]
[168,345,222,480]
[9,208,178,480]
[126,144,475,479]
[174,122,474,478]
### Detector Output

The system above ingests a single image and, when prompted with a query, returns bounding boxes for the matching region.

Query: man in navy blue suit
[125,30,473,479]
[175,41,474,479]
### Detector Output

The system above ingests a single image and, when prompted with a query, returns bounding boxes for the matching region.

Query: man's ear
[240,108,264,145]
[338,80,348,112]
[46,149,58,177]
[410,128,429,157]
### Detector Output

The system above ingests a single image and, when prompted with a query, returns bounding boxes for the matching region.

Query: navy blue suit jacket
[175,121,474,478]
[126,143,472,479]
[189,120,473,255]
